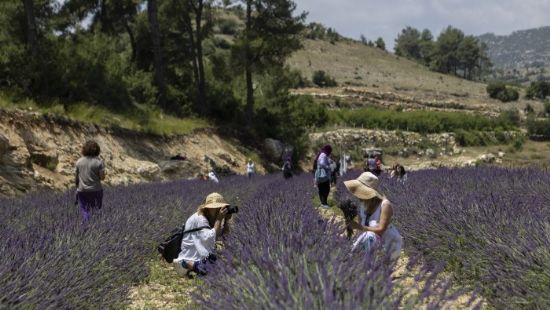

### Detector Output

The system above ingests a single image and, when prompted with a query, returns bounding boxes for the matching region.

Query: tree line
[394,26,492,80]
[0,0,326,158]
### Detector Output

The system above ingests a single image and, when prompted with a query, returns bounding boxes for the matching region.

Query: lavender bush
[2,172,464,309]
[196,174,460,309]
[0,175,270,309]
[336,168,550,308]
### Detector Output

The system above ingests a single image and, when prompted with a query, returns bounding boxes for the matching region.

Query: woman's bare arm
[348,201,393,236]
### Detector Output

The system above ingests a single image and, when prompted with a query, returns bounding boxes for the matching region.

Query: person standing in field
[75,140,105,222]
[345,172,403,260]
[208,171,219,183]
[314,144,332,209]
[246,159,255,178]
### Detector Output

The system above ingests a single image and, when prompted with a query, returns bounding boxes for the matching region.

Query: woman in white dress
[344,172,403,260]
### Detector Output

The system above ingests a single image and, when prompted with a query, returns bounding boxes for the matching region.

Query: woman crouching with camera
[173,192,235,276]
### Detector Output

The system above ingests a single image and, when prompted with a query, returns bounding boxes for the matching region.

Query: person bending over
[173,193,233,276]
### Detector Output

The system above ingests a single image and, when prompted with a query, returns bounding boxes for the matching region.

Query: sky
[294,0,550,50]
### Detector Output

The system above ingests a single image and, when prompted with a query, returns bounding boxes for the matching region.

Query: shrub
[525,81,550,100]
[312,70,337,87]
[486,81,519,102]
[527,117,550,140]
[498,109,520,126]
[329,107,518,136]
[218,17,239,35]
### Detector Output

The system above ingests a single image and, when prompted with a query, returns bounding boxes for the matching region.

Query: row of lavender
[196,173,460,309]
[336,168,550,308]
[0,175,274,309]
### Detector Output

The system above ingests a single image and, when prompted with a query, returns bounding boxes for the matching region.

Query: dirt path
[126,260,199,309]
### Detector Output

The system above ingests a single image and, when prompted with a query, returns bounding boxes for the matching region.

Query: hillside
[479,26,550,69]
[288,39,542,114]
[0,108,265,197]
[478,27,550,81]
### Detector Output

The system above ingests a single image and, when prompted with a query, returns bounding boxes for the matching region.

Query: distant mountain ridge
[478,26,550,71]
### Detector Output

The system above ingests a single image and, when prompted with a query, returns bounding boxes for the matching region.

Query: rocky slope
[479,27,550,71]
[0,108,265,197]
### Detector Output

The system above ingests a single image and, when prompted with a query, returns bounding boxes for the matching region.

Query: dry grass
[288,39,545,113]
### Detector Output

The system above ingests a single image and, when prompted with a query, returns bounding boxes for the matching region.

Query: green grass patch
[0,93,210,135]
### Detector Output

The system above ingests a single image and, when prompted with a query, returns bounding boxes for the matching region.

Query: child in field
[345,172,402,259]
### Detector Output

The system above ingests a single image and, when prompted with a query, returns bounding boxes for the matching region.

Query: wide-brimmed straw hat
[199,192,230,209]
[344,172,384,200]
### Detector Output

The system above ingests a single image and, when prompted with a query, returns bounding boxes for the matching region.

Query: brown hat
[344,172,384,200]
[199,192,230,209]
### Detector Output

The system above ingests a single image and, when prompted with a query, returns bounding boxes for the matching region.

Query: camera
[225,205,239,214]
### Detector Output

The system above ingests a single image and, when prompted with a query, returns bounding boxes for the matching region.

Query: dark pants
[184,253,217,276]
[77,190,103,222]
[318,181,330,205]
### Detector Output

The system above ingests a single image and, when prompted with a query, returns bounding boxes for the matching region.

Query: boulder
[426,148,436,159]
[136,163,161,180]
[29,148,59,170]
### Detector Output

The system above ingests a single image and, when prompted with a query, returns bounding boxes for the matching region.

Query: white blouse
[175,213,216,263]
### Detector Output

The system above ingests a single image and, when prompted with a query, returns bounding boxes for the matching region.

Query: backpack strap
[183,225,211,234]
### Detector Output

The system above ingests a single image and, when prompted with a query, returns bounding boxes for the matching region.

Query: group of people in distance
[75,140,404,278]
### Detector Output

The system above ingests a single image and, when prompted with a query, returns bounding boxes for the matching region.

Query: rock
[478,153,496,163]
[426,148,436,158]
[498,152,505,158]
[136,163,161,180]
[203,155,217,169]
[218,153,238,167]
[29,148,59,170]
[0,134,10,157]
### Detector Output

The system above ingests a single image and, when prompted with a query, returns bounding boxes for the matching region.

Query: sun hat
[344,172,384,200]
[199,192,230,209]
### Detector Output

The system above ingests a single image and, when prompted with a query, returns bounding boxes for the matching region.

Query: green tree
[419,29,434,65]
[179,0,213,114]
[375,37,385,51]
[360,34,367,45]
[433,26,464,75]
[147,0,167,108]
[394,26,421,60]
[22,0,38,56]
[458,35,480,79]
[231,0,305,122]
[526,81,550,100]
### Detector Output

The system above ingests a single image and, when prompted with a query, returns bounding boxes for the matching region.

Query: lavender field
[336,168,550,309]
[1,168,548,309]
